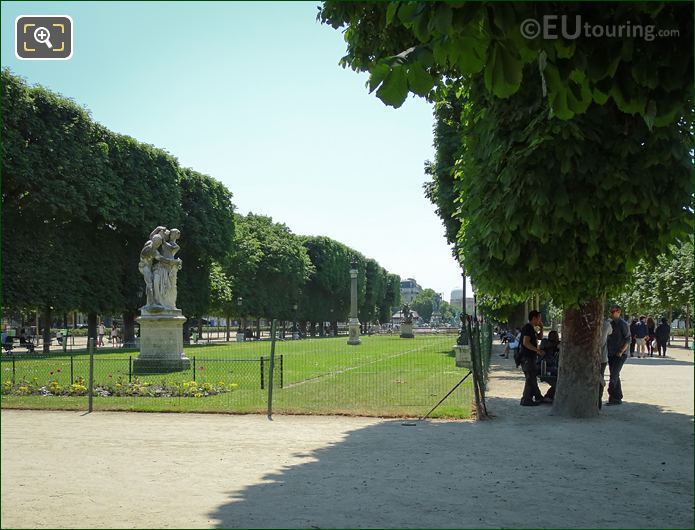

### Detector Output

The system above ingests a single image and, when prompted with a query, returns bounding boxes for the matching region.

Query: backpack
[514,343,524,368]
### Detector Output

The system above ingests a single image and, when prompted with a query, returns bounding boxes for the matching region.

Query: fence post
[267,319,277,419]
[88,338,94,413]
[192,356,196,381]
[128,356,132,383]
[12,355,16,384]
[280,354,283,389]
[70,355,74,384]
[260,357,265,390]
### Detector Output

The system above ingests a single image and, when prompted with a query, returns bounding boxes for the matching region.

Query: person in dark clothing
[634,316,648,358]
[519,310,547,406]
[537,330,560,401]
[606,304,631,405]
[628,319,637,356]
[646,317,656,356]
[655,318,670,357]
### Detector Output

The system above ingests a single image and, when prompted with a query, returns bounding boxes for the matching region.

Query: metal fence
[2,325,478,418]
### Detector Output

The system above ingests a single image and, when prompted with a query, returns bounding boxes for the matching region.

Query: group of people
[629,316,670,358]
[512,305,672,408]
[97,322,121,347]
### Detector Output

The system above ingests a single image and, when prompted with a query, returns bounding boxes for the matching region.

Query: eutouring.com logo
[520,15,680,41]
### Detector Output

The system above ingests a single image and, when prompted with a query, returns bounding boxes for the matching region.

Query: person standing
[655,318,670,357]
[646,317,656,356]
[599,316,613,409]
[634,316,648,358]
[97,322,105,347]
[519,310,546,406]
[629,318,637,357]
[606,305,631,406]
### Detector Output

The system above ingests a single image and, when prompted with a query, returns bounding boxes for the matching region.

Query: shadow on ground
[208,399,693,529]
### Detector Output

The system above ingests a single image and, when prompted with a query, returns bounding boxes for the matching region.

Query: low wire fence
[1,323,494,419]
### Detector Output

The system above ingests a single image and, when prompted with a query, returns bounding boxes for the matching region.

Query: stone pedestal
[134,308,190,374]
[453,344,472,369]
[400,322,414,339]
[347,317,361,345]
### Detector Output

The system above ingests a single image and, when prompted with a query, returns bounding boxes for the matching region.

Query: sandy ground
[2,342,693,529]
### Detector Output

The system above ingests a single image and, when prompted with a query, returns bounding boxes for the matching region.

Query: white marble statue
[139,227,182,310]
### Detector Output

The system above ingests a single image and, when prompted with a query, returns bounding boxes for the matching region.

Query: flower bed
[2,377,238,398]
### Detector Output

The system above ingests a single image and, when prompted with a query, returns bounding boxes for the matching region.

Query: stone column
[348,260,361,346]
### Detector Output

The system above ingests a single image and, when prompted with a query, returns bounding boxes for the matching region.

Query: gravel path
[2,341,692,528]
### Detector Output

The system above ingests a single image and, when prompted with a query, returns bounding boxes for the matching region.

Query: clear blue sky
[2,0,473,303]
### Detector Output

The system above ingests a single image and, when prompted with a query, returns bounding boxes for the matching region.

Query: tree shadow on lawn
[208,399,693,529]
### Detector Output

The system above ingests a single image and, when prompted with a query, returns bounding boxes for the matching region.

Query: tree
[319,3,693,417]
[177,168,235,339]
[379,273,402,323]
[299,236,355,331]
[208,260,235,341]
[100,131,182,345]
[615,237,694,345]
[411,288,440,323]
[319,2,692,126]
[442,76,691,417]
[228,214,313,332]
[1,70,125,349]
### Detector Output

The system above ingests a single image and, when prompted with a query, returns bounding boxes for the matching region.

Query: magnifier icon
[33,26,53,49]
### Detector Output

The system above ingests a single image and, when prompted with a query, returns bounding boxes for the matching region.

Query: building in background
[449,289,475,314]
[400,278,422,304]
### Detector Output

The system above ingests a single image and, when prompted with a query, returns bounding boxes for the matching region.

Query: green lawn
[1,334,472,418]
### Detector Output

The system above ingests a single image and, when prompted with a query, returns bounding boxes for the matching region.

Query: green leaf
[455,36,487,74]
[430,3,453,34]
[376,65,409,108]
[407,63,436,97]
[397,3,417,25]
[484,42,523,98]
[554,40,575,60]
[368,63,390,94]
[385,2,399,27]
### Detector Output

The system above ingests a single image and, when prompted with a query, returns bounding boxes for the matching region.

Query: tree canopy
[319,2,692,127]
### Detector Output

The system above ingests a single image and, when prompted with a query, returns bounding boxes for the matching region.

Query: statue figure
[139,227,183,310]
[401,304,413,324]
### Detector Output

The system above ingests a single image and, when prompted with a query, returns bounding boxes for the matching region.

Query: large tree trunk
[552,298,603,418]
[122,310,136,347]
[225,312,231,342]
[255,318,261,340]
[42,306,52,353]
[331,320,338,336]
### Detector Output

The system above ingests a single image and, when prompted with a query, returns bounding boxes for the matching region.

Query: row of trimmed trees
[1,69,400,350]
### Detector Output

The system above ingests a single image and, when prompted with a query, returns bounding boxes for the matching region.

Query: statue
[401,304,413,324]
[400,304,414,338]
[139,226,183,310]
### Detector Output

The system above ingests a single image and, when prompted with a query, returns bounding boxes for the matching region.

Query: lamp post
[236,297,243,341]
[292,303,299,340]
[347,257,361,345]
